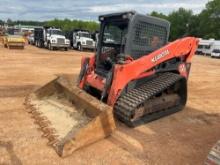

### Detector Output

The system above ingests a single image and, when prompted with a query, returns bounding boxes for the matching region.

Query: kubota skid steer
[25,11,198,157]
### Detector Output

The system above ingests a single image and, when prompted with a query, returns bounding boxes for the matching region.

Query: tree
[150,11,168,20]
[45,19,99,32]
[4,0,220,40]
[7,18,13,26]
[167,8,194,40]
[198,0,220,39]
[150,9,195,41]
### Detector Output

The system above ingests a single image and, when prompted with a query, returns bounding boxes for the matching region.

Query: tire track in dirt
[0,85,39,97]
[0,141,22,165]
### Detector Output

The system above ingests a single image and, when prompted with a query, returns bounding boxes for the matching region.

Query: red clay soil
[0,44,219,165]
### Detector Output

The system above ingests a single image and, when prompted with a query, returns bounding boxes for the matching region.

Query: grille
[131,21,167,59]
[57,38,65,44]
[86,40,93,46]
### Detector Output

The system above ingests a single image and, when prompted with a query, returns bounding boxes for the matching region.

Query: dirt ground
[0,44,219,165]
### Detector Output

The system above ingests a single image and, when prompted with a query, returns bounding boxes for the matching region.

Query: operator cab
[96,11,170,77]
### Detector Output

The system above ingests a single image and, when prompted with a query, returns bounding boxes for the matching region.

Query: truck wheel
[77,43,82,51]
[48,43,53,50]
[65,47,68,51]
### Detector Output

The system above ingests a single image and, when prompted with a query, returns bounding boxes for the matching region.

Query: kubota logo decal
[151,50,170,63]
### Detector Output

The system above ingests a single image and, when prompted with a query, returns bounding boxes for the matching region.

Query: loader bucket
[25,75,116,157]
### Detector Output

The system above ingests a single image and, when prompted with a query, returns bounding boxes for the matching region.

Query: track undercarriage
[115,72,187,126]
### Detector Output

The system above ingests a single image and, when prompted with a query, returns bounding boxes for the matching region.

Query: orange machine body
[79,37,198,106]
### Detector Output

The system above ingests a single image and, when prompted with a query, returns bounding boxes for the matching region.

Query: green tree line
[1,0,219,41]
[0,18,99,32]
[150,0,220,40]
[46,19,99,32]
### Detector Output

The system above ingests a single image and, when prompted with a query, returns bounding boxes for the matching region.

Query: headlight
[51,39,56,43]
[66,40,70,44]
[82,41,86,45]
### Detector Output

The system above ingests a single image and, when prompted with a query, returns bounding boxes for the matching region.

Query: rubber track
[206,140,220,165]
[114,72,183,127]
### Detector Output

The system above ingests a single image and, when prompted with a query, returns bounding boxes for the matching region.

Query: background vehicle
[196,39,215,55]
[103,32,115,43]
[211,41,220,58]
[26,11,198,157]
[34,27,70,51]
[0,26,6,44]
[27,33,35,45]
[66,29,96,51]
[92,32,115,45]
[3,35,25,49]
[3,28,25,49]
[211,49,220,58]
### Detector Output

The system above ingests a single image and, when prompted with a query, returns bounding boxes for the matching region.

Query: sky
[0,0,210,21]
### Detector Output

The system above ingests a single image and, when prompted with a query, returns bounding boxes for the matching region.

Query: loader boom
[108,37,198,105]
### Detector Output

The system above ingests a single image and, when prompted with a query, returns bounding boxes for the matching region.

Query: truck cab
[45,28,70,50]
[28,33,34,45]
[72,30,96,51]
[34,27,70,50]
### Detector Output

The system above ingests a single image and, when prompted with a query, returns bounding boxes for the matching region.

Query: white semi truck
[34,27,70,51]
[66,30,96,51]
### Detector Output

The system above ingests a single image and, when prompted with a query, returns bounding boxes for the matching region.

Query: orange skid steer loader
[25,11,198,157]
